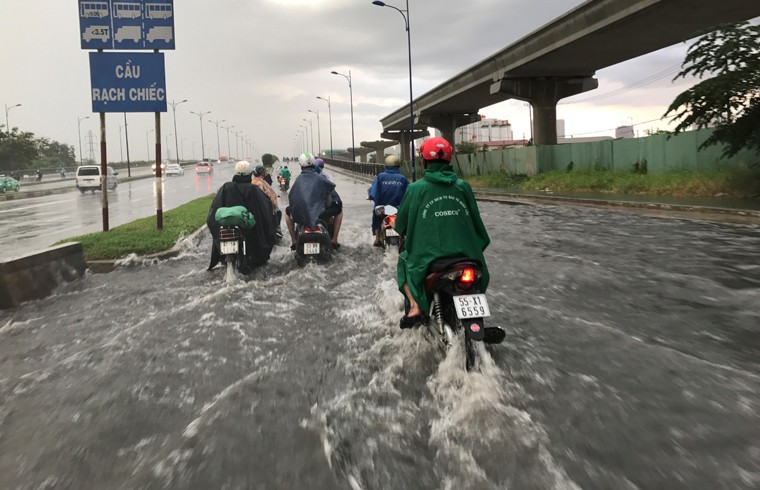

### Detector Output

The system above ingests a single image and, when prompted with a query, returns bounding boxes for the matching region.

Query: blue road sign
[79,0,175,50]
[89,52,167,112]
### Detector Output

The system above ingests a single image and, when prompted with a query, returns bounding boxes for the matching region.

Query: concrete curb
[0,242,87,309]
[86,224,209,274]
[0,172,161,202]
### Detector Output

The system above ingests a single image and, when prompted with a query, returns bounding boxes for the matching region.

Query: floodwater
[1,170,759,489]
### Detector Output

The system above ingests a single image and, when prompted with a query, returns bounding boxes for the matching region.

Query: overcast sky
[0,0,711,162]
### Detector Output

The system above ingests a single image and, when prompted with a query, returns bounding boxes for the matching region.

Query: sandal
[399,313,428,329]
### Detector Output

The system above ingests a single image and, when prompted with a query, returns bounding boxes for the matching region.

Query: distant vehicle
[82,25,110,43]
[115,25,141,43]
[146,26,173,43]
[165,163,184,176]
[151,161,167,174]
[0,175,21,193]
[195,162,213,175]
[75,165,118,193]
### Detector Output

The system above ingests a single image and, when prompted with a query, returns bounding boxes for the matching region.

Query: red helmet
[419,137,453,162]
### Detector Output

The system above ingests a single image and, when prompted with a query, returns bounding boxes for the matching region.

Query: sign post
[80,0,174,230]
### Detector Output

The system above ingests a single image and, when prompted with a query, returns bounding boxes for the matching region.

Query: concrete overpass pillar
[490,77,598,145]
[417,113,482,145]
[381,130,430,162]
[348,147,374,163]
[361,140,397,163]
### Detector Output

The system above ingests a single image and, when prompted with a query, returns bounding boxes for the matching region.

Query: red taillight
[386,215,396,226]
[460,268,476,284]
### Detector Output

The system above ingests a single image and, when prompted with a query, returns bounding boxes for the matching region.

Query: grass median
[465,166,760,198]
[55,195,214,261]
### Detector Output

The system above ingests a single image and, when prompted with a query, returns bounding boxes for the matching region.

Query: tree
[664,22,760,157]
[261,153,279,167]
[455,141,478,154]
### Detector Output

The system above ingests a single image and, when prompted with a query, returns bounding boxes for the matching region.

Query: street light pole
[123,113,131,177]
[77,115,90,164]
[316,96,333,158]
[190,110,211,160]
[118,124,124,163]
[233,131,241,160]
[302,118,314,154]
[372,0,416,180]
[331,70,355,162]
[165,133,172,161]
[181,138,187,161]
[222,125,234,162]
[169,99,187,164]
[308,109,321,155]
[210,119,225,161]
[4,103,21,137]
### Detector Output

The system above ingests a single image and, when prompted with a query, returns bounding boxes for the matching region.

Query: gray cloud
[1,0,731,161]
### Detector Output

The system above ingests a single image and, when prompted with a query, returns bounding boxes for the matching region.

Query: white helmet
[235,160,253,175]
[298,152,315,168]
[384,155,400,167]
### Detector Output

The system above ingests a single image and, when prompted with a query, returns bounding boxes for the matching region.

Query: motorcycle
[423,258,505,371]
[278,176,290,192]
[294,217,334,266]
[374,205,401,249]
[217,225,248,277]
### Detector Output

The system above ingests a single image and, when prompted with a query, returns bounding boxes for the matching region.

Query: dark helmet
[253,165,266,177]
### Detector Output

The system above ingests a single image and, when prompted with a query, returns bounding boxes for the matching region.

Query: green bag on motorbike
[214,206,256,229]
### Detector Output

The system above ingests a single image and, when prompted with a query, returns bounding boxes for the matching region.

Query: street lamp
[169,99,187,164]
[77,115,90,164]
[316,96,333,158]
[190,110,211,160]
[372,0,417,180]
[308,109,322,155]
[331,70,356,162]
[210,119,225,161]
[181,138,187,161]
[118,124,124,163]
[302,117,314,154]
[299,125,308,154]
[165,133,173,161]
[4,103,21,136]
[233,131,242,160]
[222,125,234,162]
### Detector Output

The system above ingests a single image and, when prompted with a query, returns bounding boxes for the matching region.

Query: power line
[568,117,664,137]
[560,63,682,105]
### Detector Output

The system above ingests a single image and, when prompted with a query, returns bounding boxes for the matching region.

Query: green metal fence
[444,128,759,177]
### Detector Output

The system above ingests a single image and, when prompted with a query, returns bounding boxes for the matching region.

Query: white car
[165,163,184,176]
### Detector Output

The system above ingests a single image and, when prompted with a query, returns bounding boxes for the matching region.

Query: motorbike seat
[427,257,482,274]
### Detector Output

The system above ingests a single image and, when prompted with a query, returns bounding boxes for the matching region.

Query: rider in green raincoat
[393,137,490,327]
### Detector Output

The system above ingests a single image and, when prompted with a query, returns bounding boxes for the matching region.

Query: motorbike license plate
[385,228,399,237]
[304,242,320,255]
[220,241,238,255]
[453,294,491,319]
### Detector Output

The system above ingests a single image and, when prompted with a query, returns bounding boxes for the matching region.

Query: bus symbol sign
[78,0,175,50]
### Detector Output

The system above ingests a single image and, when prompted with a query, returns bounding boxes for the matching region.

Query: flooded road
[0,166,231,259]
[1,169,759,489]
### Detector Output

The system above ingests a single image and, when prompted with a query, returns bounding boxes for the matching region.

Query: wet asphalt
[1,169,759,489]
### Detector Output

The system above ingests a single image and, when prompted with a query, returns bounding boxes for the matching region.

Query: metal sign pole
[155,111,163,229]
[100,112,109,231]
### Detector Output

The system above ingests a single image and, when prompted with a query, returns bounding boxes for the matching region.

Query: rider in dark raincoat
[206,161,277,270]
[284,152,343,249]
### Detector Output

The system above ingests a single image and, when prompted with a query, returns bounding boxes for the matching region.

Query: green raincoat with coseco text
[394,163,490,314]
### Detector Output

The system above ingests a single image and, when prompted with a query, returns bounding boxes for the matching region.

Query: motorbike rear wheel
[444,301,477,371]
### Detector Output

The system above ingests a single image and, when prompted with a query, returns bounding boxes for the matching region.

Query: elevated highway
[380,0,760,150]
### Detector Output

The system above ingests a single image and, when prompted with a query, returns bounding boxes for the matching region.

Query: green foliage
[0,126,76,171]
[455,141,479,154]
[261,153,279,166]
[465,167,760,198]
[55,195,214,260]
[664,22,760,157]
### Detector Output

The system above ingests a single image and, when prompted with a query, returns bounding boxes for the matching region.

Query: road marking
[0,199,71,214]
